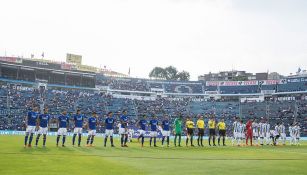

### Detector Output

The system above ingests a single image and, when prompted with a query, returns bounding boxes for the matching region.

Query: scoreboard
[66,53,82,65]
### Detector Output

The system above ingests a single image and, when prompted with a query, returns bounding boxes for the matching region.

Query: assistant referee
[208,117,216,146]
[196,115,205,147]
[217,118,226,146]
[185,117,195,147]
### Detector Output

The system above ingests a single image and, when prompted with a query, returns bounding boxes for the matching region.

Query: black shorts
[209,129,216,136]
[219,130,226,136]
[198,129,204,136]
[187,128,194,135]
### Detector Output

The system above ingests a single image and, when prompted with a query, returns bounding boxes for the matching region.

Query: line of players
[231,117,301,146]
[23,106,301,148]
[23,106,174,148]
[24,107,128,148]
[23,107,222,148]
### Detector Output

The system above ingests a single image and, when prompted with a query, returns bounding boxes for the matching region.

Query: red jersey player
[246,119,253,146]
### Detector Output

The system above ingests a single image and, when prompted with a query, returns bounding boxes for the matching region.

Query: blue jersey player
[119,110,129,147]
[161,115,170,147]
[137,115,147,147]
[35,108,50,147]
[149,115,159,147]
[86,112,98,147]
[56,110,69,147]
[104,112,115,147]
[24,106,39,148]
[72,109,85,147]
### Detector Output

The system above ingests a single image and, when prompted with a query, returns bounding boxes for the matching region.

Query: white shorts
[128,131,134,137]
[74,127,83,134]
[233,132,238,138]
[281,133,286,139]
[38,127,48,135]
[88,130,96,136]
[57,128,67,136]
[253,132,258,137]
[266,133,270,138]
[26,126,36,134]
[139,129,146,136]
[119,128,128,135]
[150,131,158,137]
[259,133,265,138]
[162,130,170,137]
[105,129,114,137]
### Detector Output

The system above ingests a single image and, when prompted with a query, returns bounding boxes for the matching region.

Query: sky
[0,0,306,80]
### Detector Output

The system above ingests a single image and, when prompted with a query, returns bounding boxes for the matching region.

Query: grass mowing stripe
[1,152,306,161]
[267,149,307,155]
[1,136,306,175]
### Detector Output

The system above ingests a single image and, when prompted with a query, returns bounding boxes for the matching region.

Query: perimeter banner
[206,80,258,86]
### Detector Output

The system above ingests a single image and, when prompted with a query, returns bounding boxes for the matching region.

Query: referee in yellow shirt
[185,116,195,147]
[196,115,205,147]
[208,116,216,146]
[217,118,226,146]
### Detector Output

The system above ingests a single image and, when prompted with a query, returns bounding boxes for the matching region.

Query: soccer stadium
[1,0,307,175]
[0,55,306,174]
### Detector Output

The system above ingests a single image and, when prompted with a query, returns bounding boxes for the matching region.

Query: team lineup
[24,106,301,148]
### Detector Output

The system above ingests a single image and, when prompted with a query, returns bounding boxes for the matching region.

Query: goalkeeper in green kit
[173,115,183,147]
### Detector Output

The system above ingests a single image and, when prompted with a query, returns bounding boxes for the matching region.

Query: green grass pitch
[0,135,306,175]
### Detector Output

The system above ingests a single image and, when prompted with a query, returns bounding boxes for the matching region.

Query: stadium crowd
[94,76,307,94]
[0,81,306,139]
